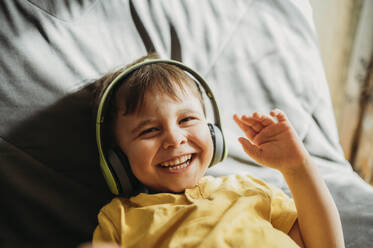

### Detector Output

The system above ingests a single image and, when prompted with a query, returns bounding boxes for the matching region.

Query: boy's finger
[261,118,275,126]
[255,112,276,126]
[270,109,288,122]
[252,112,261,119]
[233,114,256,139]
[241,115,264,132]
[238,137,262,160]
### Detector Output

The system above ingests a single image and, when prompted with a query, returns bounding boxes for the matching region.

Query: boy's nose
[162,128,187,150]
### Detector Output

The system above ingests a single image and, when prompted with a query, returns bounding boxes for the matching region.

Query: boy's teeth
[168,162,189,171]
[160,154,192,167]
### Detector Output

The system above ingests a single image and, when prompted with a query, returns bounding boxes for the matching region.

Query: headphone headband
[96,59,221,126]
[96,58,227,195]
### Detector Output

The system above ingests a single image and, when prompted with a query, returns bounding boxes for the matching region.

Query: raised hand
[233,109,309,174]
[235,109,346,248]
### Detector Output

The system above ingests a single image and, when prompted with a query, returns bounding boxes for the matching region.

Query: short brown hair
[93,53,205,146]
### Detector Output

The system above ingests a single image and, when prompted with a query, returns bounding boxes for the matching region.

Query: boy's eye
[139,128,158,136]
[180,117,197,124]
[181,117,193,122]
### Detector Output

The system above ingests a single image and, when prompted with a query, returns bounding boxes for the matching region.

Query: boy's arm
[234,110,345,248]
[288,220,305,247]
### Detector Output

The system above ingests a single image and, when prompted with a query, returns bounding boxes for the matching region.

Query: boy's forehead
[115,76,204,115]
[140,87,201,114]
[142,86,195,108]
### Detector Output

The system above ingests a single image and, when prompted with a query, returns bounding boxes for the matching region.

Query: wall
[309,0,373,184]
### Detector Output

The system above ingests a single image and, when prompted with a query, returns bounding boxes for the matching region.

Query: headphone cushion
[107,148,135,196]
[208,123,225,166]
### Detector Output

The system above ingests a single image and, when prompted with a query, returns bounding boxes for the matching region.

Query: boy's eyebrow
[130,109,203,134]
[131,119,156,134]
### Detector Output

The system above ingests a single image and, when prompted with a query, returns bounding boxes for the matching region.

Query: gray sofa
[0,0,372,247]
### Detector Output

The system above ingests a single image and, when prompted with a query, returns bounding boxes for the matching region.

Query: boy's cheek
[125,144,155,166]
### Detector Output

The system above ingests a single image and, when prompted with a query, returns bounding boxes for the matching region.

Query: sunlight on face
[114,86,213,193]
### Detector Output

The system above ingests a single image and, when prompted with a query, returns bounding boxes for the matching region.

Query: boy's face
[114,84,213,193]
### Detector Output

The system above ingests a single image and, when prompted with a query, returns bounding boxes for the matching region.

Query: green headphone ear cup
[98,153,121,195]
[208,123,226,167]
[106,147,138,197]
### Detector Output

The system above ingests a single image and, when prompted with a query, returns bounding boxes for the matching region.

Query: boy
[92,54,344,247]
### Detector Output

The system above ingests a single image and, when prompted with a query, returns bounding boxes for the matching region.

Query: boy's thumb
[238,137,261,160]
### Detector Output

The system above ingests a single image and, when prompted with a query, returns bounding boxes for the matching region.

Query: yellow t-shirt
[93,174,298,248]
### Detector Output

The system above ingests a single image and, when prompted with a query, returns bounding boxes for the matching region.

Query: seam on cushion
[202,0,254,77]
[300,116,312,141]
[309,99,339,150]
[297,76,323,141]
[129,0,156,54]
[0,135,24,153]
[302,91,323,141]
[0,136,47,168]
[24,0,101,23]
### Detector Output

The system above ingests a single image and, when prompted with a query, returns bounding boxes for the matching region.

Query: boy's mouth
[158,154,194,171]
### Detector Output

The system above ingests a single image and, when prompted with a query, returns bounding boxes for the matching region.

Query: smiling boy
[114,79,213,193]
[92,54,344,248]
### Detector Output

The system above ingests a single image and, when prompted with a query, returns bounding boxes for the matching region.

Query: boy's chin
[149,182,197,194]
[173,183,200,193]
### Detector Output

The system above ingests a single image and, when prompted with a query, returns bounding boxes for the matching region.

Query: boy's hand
[235,110,346,248]
[233,109,309,174]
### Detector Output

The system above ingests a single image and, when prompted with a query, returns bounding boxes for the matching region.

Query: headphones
[96,58,227,196]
